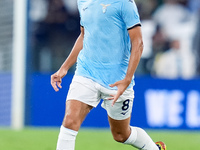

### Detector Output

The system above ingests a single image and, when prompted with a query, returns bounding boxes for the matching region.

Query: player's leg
[62,100,93,131]
[56,76,101,150]
[108,115,131,143]
[101,87,160,150]
[56,100,93,150]
[108,116,159,150]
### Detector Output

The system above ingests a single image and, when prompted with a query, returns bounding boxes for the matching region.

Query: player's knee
[112,132,127,143]
[62,114,80,130]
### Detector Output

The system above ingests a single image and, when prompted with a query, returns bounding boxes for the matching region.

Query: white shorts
[66,76,134,120]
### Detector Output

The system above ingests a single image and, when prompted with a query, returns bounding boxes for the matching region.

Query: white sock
[124,126,159,150]
[56,125,78,150]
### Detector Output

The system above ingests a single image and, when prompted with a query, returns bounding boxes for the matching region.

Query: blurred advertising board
[30,74,200,129]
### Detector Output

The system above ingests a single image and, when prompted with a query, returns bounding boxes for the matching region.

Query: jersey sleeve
[121,0,141,30]
[77,0,84,27]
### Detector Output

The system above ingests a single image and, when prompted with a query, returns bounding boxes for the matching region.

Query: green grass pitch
[0,128,200,150]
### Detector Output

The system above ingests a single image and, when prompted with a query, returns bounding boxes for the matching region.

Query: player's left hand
[109,79,130,106]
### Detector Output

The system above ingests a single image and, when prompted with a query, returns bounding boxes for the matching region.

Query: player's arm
[109,26,143,105]
[125,26,143,84]
[51,26,84,91]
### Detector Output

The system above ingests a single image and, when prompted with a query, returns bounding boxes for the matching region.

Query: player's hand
[51,69,67,92]
[109,79,131,106]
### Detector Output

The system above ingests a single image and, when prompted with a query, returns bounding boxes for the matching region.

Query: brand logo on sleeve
[83,6,88,11]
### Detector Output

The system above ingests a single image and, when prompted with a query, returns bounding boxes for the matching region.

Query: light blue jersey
[75,0,141,89]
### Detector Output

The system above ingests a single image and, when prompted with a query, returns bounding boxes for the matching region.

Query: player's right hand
[51,70,67,92]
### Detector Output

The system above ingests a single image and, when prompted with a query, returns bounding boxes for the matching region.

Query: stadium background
[0,0,200,149]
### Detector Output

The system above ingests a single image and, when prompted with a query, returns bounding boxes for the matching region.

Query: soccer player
[51,0,166,150]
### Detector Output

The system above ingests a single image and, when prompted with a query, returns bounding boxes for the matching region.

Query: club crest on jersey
[100,4,111,13]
